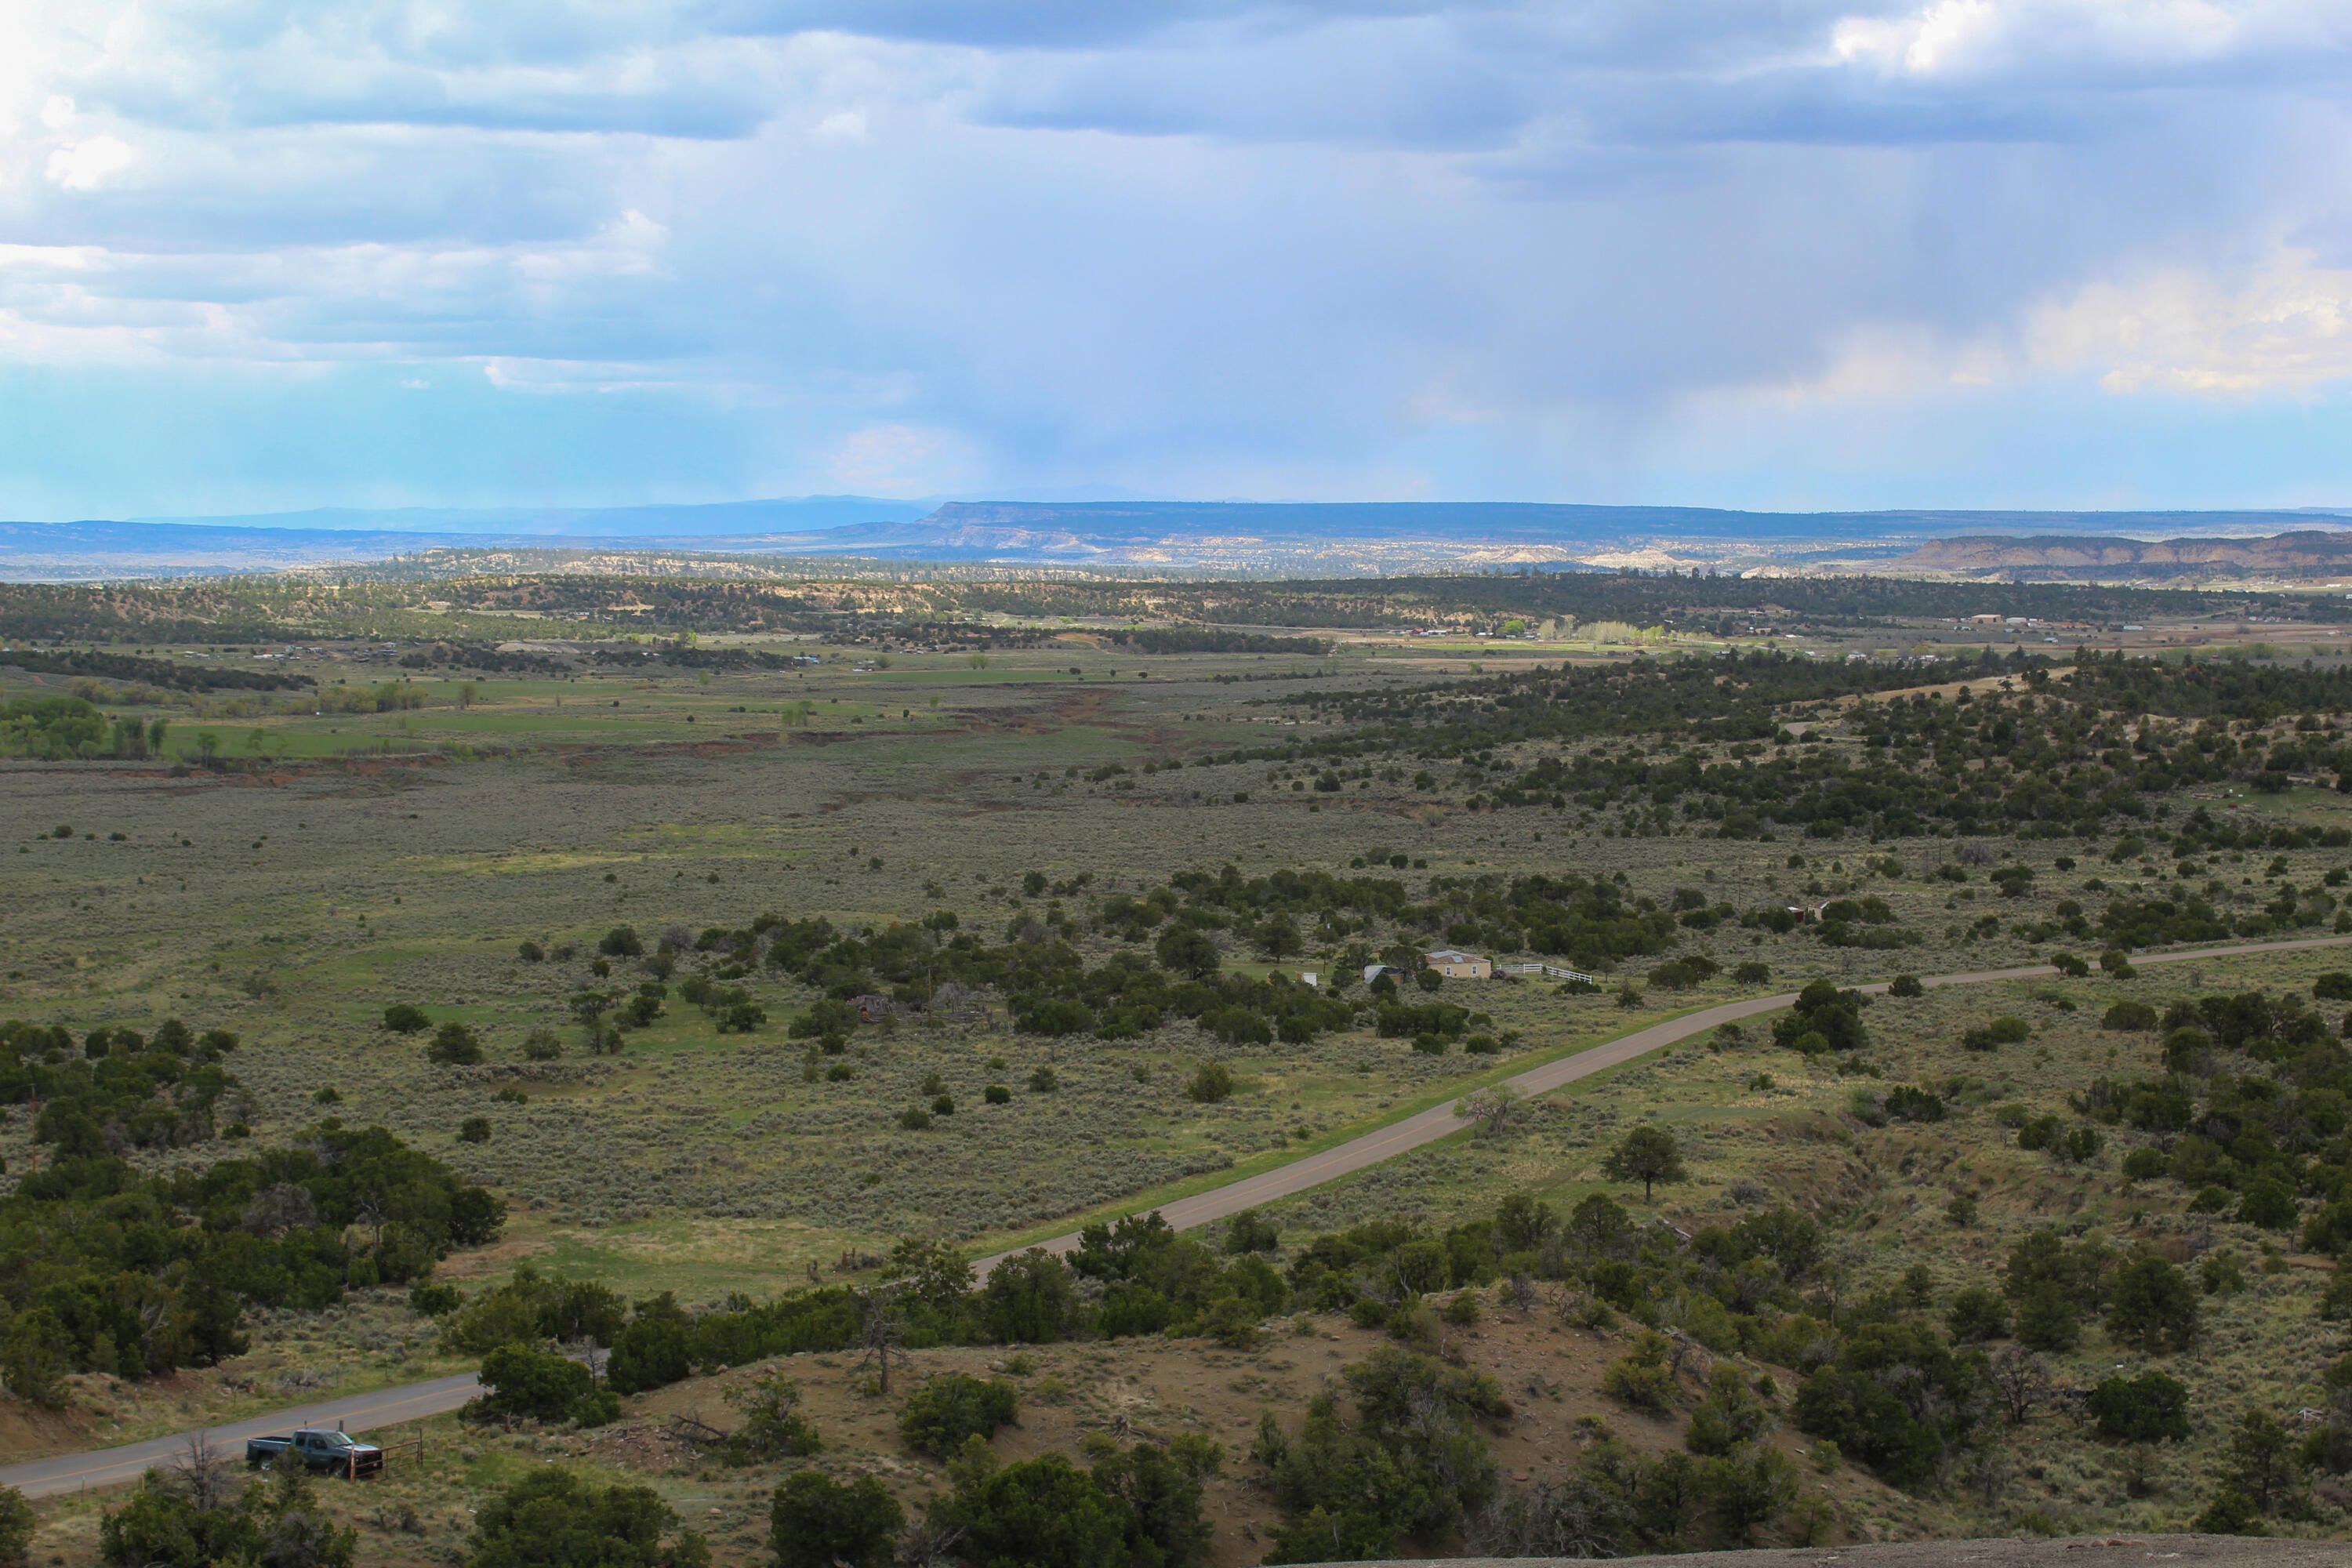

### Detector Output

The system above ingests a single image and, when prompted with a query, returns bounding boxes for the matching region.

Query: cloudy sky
[4,0,2351,520]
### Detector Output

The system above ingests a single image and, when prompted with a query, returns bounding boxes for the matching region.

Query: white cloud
[511,209,670,284]
[1700,246,2352,413]
[1828,0,2350,80]
[2031,252,2352,393]
[0,241,104,270]
[45,133,134,189]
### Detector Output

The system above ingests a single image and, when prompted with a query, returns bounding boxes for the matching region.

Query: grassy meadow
[17,624,2352,1552]
[13,637,2352,1291]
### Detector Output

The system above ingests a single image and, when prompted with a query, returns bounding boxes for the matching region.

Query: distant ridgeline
[1898,529,2352,580]
[910,498,2343,543]
[3,567,2345,648]
[0,583,297,644]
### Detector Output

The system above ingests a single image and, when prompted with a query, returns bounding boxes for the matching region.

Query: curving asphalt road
[971,930,2352,1275]
[0,1374,480,1500]
[11,931,2352,1500]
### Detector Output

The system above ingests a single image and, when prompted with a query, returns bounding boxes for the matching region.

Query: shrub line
[971,930,2352,1276]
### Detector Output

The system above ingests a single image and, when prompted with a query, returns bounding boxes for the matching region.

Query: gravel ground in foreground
[1330,1537,2347,1568]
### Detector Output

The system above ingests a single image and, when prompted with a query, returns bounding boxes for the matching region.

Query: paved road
[973,930,2352,1274]
[0,1374,480,1500]
[14,930,2352,1498]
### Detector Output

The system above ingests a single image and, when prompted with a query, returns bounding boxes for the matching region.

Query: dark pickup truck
[244,1428,384,1479]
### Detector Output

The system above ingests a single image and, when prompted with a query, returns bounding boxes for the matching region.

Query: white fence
[1497,962,1600,985]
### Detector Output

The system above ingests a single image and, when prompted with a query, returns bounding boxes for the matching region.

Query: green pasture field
[4,642,2347,1198]
[25,615,2352,1541]
[12,638,2352,1320]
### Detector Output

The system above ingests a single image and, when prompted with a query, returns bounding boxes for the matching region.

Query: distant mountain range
[127,495,936,537]
[2,499,2349,581]
[911,501,2352,544]
[1896,531,2352,582]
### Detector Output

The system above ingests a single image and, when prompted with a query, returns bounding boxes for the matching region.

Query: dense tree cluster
[462,1468,707,1568]
[771,1426,1219,1568]
[1273,650,2352,847]
[1167,865,1681,973]
[3,1014,244,1153]
[648,861,1691,1055]
[100,1464,356,1568]
[1106,628,1332,655]
[1300,648,2034,756]
[470,1344,622,1428]
[0,695,176,760]
[2053,987,2352,1263]
[0,648,313,691]
[1255,1345,1506,1560]
[713,906,1360,1047]
[0,1125,500,1395]
[426,1216,1301,1396]
[589,644,805,670]
[0,1016,501,1392]
[399,641,571,673]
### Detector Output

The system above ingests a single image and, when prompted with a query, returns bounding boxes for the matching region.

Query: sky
[3,0,2352,521]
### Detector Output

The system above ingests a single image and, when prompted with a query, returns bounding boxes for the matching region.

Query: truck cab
[245,1427,385,1478]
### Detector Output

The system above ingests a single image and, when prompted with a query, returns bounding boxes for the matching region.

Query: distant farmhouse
[1359,949,1495,985]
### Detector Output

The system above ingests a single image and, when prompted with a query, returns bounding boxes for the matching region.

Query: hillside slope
[594,1311,1948,1567]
